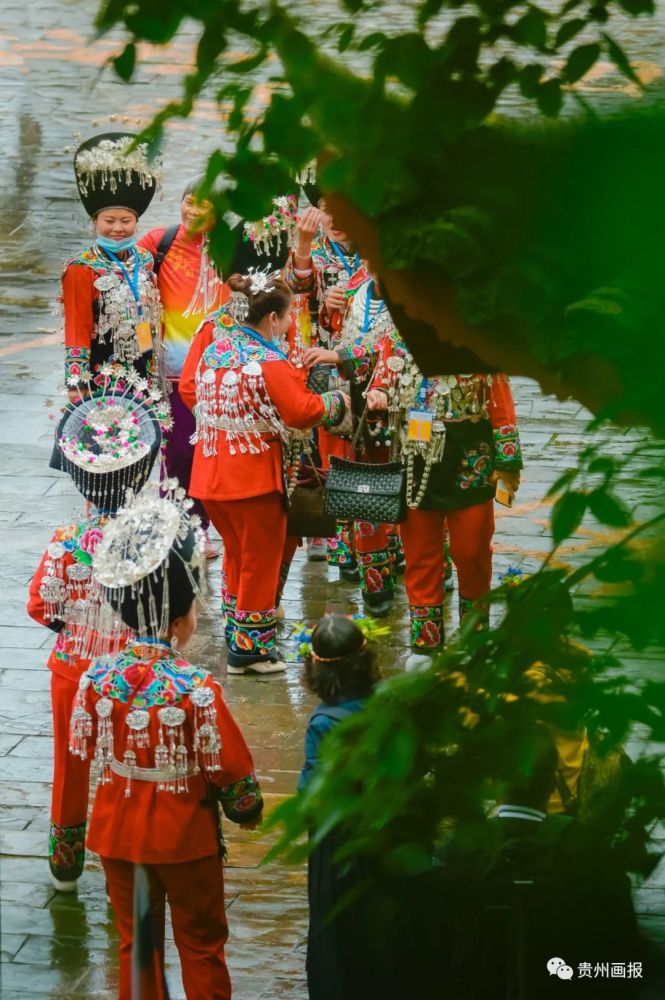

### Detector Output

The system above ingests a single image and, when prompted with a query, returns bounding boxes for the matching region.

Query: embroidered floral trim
[336,343,372,381]
[49,820,86,879]
[493,424,522,467]
[65,346,91,384]
[217,771,263,823]
[357,546,395,595]
[410,605,444,650]
[459,596,490,628]
[456,443,494,491]
[319,390,345,429]
[230,610,277,659]
[326,521,357,567]
[89,642,207,707]
[202,332,283,371]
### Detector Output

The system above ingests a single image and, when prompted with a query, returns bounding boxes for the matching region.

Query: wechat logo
[547,957,575,981]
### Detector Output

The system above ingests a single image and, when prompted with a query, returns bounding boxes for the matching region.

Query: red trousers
[205,492,286,613]
[318,428,352,471]
[401,500,495,607]
[50,671,90,878]
[102,854,231,1000]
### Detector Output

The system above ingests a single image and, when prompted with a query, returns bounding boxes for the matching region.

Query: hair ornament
[294,613,389,662]
[246,265,276,296]
[242,195,298,256]
[228,290,250,324]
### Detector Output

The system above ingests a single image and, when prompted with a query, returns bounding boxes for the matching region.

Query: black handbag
[325,456,406,524]
[286,467,337,538]
[324,405,406,524]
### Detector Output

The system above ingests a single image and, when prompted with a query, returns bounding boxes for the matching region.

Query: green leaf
[555,18,588,48]
[536,78,563,117]
[588,456,615,475]
[357,32,387,52]
[587,489,631,527]
[378,33,435,90]
[546,467,578,497]
[515,11,548,50]
[561,0,584,12]
[112,42,136,82]
[602,32,642,86]
[226,48,267,73]
[338,24,355,53]
[551,490,588,544]
[564,42,601,82]
[618,0,654,13]
[519,63,545,99]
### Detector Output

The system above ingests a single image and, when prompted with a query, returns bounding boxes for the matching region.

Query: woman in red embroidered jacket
[27,383,165,889]
[61,132,162,399]
[70,490,262,1000]
[367,330,523,663]
[179,272,350,674]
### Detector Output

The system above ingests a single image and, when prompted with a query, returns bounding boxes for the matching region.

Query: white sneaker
[50,872,78,892]
[227,659,288,675]
[404,653,434,674]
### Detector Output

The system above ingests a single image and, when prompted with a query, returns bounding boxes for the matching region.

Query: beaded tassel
[39,544,68,621]
[184,238,223,318]
[191,687,223,772]
[156,707,188,793]
[69,675,93,759]
[94,697,114,785]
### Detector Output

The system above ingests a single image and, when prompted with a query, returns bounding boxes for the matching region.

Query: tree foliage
[95,0,665,872]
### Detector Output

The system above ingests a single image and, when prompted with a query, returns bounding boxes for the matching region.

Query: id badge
[407,409,433,443]
[135,321,153,354]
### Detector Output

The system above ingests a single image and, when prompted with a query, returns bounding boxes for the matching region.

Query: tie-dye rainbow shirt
[140,225,228,378]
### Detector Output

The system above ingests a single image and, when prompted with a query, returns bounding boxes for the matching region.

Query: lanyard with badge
[329,241,360,277]
[103,247,153,354]
[407,376,435,444]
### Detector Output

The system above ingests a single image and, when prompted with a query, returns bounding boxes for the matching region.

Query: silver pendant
[94,275,115,292]
[96,697,114,719]
[158,706,187,727]
[67,562,92,581]
[126,709,151,731]
[191,687,215,708]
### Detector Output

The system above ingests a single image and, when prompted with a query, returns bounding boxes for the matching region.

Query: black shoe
[340,566,360,583]
[362,593,394,619]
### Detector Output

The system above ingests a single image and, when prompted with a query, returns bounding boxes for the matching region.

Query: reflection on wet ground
[1,1,664,997]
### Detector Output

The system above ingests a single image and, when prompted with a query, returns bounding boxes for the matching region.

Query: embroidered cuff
[337,345,370,381]
[320,390,346,429]
[493,424,523,468]
[65,346,91,385]
[284,256,315,294]
[218,771,264,824]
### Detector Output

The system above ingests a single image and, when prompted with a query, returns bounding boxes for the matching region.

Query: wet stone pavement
[1,343,665,998]
[1,1,665,997]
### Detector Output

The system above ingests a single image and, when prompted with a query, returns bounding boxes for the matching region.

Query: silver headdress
[56,372,171,510]
[242,195,298,257]
[92,481,205,640]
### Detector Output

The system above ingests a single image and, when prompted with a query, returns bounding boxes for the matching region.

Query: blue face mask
[96,234,137,254]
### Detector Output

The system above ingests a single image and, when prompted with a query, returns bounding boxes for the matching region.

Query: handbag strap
[350,403,368,452]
